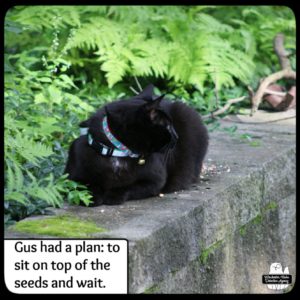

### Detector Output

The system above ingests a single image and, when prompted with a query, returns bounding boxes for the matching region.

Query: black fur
[65,84,209,206]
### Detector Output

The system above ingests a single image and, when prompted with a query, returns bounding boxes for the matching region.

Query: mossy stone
[13,215,106,238]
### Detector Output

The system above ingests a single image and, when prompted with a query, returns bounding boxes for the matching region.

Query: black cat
[65,84,208,205]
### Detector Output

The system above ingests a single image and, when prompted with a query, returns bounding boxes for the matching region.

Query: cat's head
[106,85,178,155]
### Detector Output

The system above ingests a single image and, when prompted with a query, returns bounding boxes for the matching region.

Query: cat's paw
[87,192,105,207]
[88,199,104,207]
[102,190,128,205]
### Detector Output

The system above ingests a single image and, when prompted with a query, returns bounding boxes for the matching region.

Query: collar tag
[80,127,89,136]
[138,158,146,165]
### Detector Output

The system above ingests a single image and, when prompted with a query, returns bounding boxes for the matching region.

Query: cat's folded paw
[103,199,125,205]
[102,190,128,205]
[86,192,105,207]
[87,196,104,207]
[88,200,103,207]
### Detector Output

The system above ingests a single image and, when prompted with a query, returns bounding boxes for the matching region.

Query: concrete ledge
[5,116,296,293]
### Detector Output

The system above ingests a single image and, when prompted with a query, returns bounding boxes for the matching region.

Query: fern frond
[9,6,81,29]
[65,17,123,51]
[200,35,255,88]
[6,164,16,193]
[196,13,234,33]
[5,164,27,204]
[107,6,158,23]
[64,93,94,112]
[6,131,53,166]
[240,29,257,57]
[5,166,64,207]
[26,185,62,207]
[130,39,169,77]
[168,43,192,84]
[26,116,62,137]
[97,49,129,88]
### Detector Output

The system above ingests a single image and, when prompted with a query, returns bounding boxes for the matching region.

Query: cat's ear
[143,94,164,110]
[143,95,169,125]
[136,84,154,101]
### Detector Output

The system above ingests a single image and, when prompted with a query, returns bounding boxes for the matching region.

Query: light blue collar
[102,116,131,153]
[101,116,139,158]
[80,116,140,158]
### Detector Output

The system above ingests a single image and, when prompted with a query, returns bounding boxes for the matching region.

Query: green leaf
[59,74,78,89]
[4,54,15,73]
[48,85,62,104]
[249,140,261,147]
[5,20,24,34]
[100,56,128,88]
[38,77,52,83]
[34,93,48,104]
[5,192,28,204]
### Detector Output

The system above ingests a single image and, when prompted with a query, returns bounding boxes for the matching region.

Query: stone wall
[6,114,296,294]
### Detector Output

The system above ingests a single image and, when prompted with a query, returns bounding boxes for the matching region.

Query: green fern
[97,48,130,88]
[5,165,26,203]
[5,164,64,207]
[8,6,81,30]
[130,39,170,78]
[196,13,234,33]
[26,175,63,207]
[57,7,256,90]
[7,6,294,91]
[6,130,53,166]
[5,109,61,209]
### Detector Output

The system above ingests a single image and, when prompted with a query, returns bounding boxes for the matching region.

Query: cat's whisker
[163,144,172,165]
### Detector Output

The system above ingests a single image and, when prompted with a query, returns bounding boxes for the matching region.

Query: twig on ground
[202,96,247,120]
[264,89,287,97]
[134,76,143,92]
[130,86,139,95]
